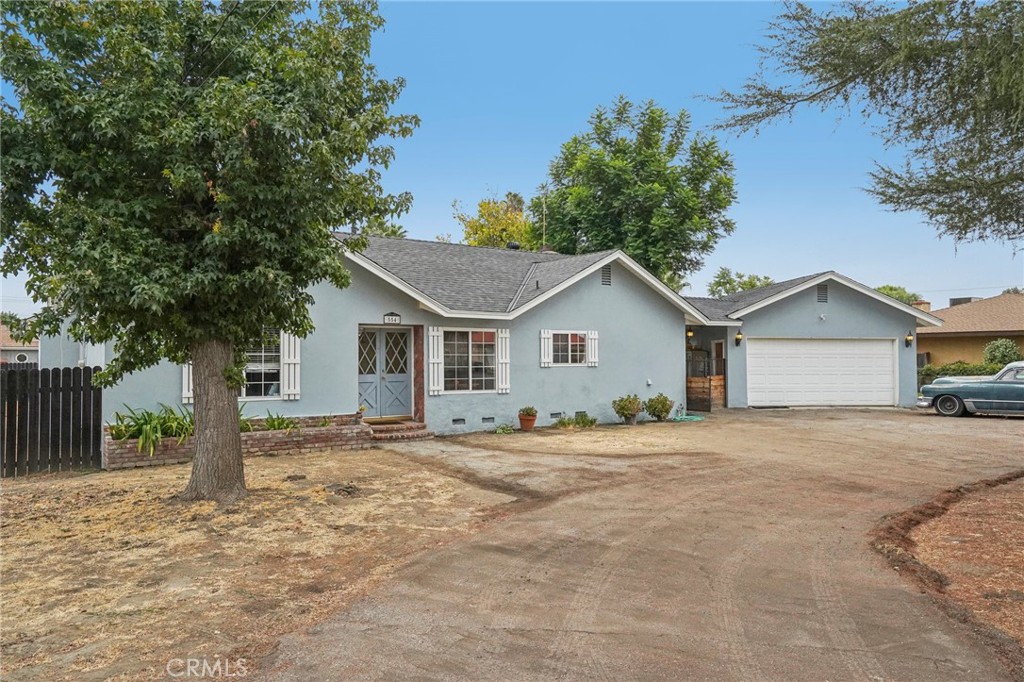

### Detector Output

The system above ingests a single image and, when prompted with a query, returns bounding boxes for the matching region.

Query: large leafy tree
[875,284,921,305]
[529,97,736,286]
[713,1,1024,243]
[453,192,533,249]
[707,267,774,299]
[1,0,417,502]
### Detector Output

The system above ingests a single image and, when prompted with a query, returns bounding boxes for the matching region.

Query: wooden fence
[1,366,103,478]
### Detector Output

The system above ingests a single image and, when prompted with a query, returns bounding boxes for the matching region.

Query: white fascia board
[727,272,944,327]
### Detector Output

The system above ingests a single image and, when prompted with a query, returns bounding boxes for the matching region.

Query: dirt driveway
[264,409,1024,681]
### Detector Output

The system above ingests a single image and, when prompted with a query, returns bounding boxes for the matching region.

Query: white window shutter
[497,329,511,394]
[280,331,301,400]
[587,331,599,367]
[182,363,194,403]
[540,329,553,367]
[428,326,444,396]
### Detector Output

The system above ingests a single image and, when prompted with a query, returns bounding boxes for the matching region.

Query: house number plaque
[383,312,401,325]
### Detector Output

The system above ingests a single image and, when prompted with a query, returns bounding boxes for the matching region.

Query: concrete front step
[371,429,435,442]
[366,421,427,433]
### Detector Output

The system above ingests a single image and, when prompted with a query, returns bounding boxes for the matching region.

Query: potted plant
[612,394,644,425]
[643,393,674,422]
[518,406,538,432]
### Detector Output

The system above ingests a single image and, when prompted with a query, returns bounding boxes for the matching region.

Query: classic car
[918,360,1024,417]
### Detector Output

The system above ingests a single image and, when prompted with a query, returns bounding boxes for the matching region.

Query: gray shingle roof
[683,272,831,321]
[339,235,618,314]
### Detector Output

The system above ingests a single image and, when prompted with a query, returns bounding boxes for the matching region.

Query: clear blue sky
[2,1,1020,316]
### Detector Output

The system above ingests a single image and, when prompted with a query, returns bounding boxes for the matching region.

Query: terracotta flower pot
[518,414,537,432]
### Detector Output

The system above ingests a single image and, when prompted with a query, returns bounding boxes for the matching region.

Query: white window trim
[182,329,300,403]
[436,326,501,395]
[549,330,590,367]
[541,329,599,368]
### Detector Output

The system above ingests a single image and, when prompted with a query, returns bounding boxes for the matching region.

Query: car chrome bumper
[916,397,934,409]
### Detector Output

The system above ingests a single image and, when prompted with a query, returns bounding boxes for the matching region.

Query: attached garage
[746,338,897,407]
[683,272,943,409]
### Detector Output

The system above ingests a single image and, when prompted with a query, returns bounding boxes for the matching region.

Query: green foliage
[264,412,299,433]
[518,405,537,417]
[362,217,407,239]
[529,96,736,285]
[1003,287,1024,295]
[238,405,254,433]
[454,192,533,248]
[318,415,333,428]
[571,412,598,428]
[554,412,597,429]
[875,285,921,305]
[611,394,644,422]
[708,268,774,298]
[0,1,418,385]
[982,338,1024,366]
[494,424,515,435]
[713,1,1024,243]
[643,393,675,421]
[109,404,194,455]
[918,361,1004,386]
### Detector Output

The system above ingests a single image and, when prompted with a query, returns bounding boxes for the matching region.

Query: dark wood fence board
[38,370,52,474]
[0,366,103,477]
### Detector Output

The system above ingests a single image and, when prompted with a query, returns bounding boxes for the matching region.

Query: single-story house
[682,272,941,408]
[1,323,39,365]
[42,236,707,435]
[40,239,941,435]
[915,293,1024,366]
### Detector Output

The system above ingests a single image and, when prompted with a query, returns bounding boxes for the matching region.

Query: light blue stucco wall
[724,280,921,408]
[97,260,688,434]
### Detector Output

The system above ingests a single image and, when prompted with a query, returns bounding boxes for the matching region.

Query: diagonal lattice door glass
[358,330,377,375]
[384,332,408,374]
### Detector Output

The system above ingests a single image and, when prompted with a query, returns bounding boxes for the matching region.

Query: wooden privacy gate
[1,366,103,478]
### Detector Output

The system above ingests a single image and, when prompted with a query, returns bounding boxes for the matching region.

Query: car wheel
[934,395,966,417]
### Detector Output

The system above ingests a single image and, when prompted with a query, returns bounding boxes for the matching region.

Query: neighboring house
[915,293,1024,366]
[43,236,707,435]
[683,272,941,408]
[0,323,39,365]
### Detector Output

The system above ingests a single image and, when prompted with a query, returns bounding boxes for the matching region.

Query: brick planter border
[103,413,373,470]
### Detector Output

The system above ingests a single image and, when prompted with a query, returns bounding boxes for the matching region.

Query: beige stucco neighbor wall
[917,334,1023,365]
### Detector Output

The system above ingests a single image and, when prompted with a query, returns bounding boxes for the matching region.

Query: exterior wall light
[735,330,744,346]
[686,328,694,339]
[905,331,914,348]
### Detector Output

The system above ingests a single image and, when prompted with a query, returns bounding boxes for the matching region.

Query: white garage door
[746,339,896,407]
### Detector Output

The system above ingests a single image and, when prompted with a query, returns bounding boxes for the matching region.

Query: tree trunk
[179,339,247,503]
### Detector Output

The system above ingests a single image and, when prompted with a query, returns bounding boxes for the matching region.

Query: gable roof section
[337,235,709,323]
[917,293,1024,335]
[683,271,943,326]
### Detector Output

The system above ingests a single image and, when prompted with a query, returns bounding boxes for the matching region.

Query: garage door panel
[747,339,895,407]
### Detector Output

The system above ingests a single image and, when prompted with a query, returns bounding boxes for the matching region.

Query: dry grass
[912,478,1024,646]
[0,449,511,681]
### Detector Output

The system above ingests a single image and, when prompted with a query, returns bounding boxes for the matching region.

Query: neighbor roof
[0,324,38,349]
[917,293,1024,336]
[335,235,709,322]
[683,271,942,326]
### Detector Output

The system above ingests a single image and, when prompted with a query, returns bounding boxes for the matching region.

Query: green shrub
[494,424,515,435]
[643,393,674,421]
[109,404,195,455]
[518,405,537,417]
[918,361,1003,386]
[983,338,1023,366]
[264,412,299,433]
[553,416,575,428]
[239,405,254,433]
[572,412,598,428]
[611,394,644,423]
